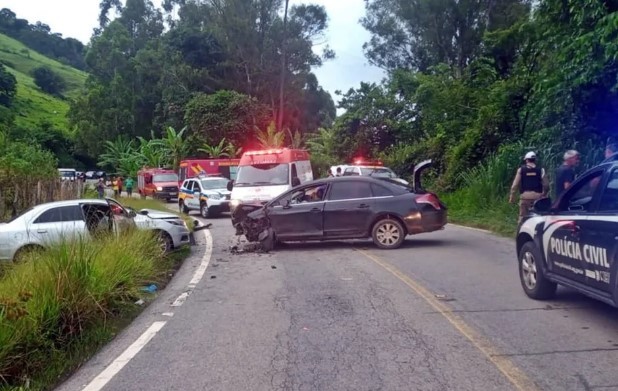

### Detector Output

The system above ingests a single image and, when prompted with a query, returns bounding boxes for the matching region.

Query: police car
[516,157,618,306]
[178,176,231,218]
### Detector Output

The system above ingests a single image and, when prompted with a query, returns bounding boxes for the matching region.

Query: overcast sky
[2,0,386,110]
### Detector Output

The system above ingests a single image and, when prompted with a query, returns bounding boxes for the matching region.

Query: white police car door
[581,168,618,292]
[543,169,604,285]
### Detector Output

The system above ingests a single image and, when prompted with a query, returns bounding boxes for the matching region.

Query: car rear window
[329,182,372,200]
[371,183,393,197]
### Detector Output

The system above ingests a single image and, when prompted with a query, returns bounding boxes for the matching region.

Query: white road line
[82,321,167,391]
[170,228,213,307]
[171,291,190,307]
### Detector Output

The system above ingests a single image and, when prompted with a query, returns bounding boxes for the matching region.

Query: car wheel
[372,218,405,249]
[13,245,45,263]
[519,241,557,300]
[200,202,209,218]
[157,231,173,254]
[179,200,189,214]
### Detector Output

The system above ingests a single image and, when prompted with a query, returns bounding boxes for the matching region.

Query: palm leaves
[256,121,285,149]
[96,126,246,178]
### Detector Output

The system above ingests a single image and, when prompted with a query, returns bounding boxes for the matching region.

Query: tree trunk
[277,0,290,132]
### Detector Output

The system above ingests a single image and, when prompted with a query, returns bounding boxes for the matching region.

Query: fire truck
[137,167,179,202]
[178,158,240,185]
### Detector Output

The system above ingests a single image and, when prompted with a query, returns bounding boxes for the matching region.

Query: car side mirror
[292,177,300,187]
[532,197,552,214]
[227,180,234,191]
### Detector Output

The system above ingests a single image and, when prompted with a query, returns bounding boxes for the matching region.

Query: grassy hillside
[0,33,87,132]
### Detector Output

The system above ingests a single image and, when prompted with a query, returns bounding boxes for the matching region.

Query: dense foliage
[324,0,618,195]
[69,0,336,158]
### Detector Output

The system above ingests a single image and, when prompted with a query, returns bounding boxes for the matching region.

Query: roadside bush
[0,228,163,387]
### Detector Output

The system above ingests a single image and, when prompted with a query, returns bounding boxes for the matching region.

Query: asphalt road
[56,215,618,391]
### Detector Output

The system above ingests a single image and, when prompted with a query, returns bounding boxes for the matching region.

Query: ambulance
[228,148,313,211]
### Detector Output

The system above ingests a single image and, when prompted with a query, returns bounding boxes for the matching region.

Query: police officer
[509,151,549,224]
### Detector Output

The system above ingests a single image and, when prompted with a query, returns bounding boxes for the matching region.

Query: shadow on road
[271,237,452,252]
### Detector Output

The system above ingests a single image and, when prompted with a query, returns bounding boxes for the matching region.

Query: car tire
[372,218,405,249]
[200,202,209,218]
[518,241,557,300]
[157,231,173,254]
[179,200,189,214]
[13,245,45,263]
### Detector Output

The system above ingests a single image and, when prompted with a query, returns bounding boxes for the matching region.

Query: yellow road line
[357,248,540,391]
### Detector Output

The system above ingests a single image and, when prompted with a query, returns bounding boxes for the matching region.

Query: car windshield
[59,171,76,178]
[153,174,178,182]
[201,179,229,190]
[361,167,396,178]
[235,164,289,186]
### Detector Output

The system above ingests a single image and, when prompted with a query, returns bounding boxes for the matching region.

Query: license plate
[171,193,177,196]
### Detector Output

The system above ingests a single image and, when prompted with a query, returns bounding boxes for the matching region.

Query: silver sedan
[0,198,190,261]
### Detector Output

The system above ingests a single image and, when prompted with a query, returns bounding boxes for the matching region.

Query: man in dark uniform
[509,151,549,224]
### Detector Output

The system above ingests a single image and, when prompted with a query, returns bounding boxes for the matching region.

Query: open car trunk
[413,159,433,194]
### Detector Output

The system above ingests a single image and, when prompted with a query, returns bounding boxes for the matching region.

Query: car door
[267,183,328,240]
[184,180,197,209]
[323,180,374,237]
[580,168,618,293]
[542,169,604,284]
[28,205,86,246]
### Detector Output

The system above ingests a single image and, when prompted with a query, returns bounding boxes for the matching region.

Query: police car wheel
[200,203,209,218]
[372,218,405,249]
[518,241,557,300]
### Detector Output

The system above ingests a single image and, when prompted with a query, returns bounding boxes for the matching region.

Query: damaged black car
[231,160,447,251]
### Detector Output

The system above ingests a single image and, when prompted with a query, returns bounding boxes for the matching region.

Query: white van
[228,148,313,209]
[58,168,77,181]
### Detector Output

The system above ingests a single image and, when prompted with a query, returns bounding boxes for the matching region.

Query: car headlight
[156,186,163,191]
[167,219,186,227]
[230,199,240,208]
[208,193,221,200]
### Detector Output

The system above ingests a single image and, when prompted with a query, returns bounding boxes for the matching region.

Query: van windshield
[235,164,289,186]
[153,174,178,182]
[59,171,76,178]
[362,167,397,178]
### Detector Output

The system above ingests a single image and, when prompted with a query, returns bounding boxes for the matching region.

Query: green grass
[0,33,87,132]
[0,228,186,390]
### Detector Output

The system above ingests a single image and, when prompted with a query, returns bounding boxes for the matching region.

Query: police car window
[597,170,618,212]
[560,171,603,212]
[343,167,359,176]
[329,182,372,200]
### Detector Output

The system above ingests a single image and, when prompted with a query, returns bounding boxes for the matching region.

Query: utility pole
[277,0,289,132]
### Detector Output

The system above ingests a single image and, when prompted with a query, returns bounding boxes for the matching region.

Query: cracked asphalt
[58,217,618,391]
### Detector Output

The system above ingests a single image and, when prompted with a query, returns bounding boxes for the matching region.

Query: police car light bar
[353,158,383,166]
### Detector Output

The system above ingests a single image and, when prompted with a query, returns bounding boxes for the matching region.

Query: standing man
[555,150,580,199]
[96,178,105,199]
[125,176,135,198]
[509,151,549,224]
[602,142,618,163]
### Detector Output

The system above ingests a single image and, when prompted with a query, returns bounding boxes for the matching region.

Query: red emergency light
[245,149,285,156]
[352,158,383,166]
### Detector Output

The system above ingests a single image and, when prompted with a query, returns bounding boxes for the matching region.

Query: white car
[178,177,231,218]
[0,198,190,261]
